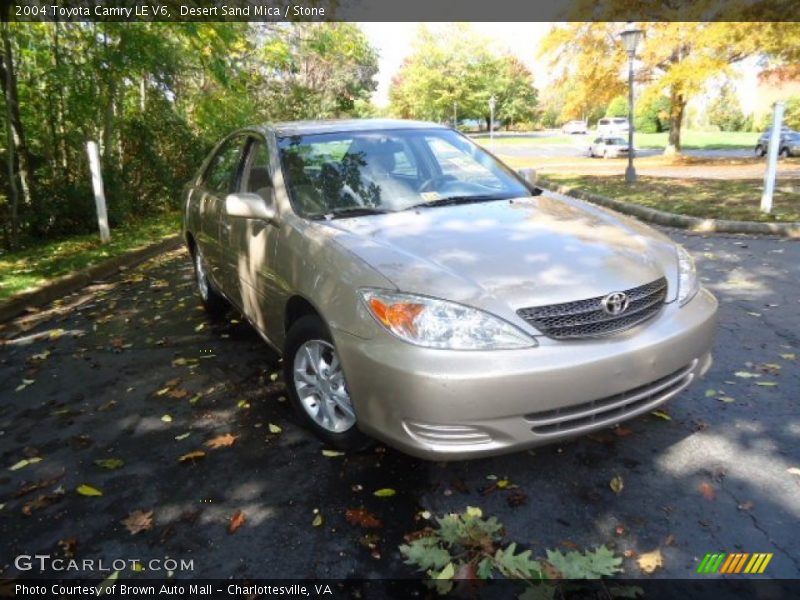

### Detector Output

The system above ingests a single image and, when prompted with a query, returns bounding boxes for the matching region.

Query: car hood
[318,193,679,318]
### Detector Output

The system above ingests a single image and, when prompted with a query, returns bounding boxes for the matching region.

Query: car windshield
[277,128,530,218]
[605,138,627,145]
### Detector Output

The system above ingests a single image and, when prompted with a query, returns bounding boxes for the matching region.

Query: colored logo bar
[697,553,773,574]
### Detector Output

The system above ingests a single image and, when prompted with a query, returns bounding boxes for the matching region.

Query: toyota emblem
[601,292,630,315]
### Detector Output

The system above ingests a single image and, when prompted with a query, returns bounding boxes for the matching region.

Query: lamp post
[620,25,643,184]
[489,95,496,142]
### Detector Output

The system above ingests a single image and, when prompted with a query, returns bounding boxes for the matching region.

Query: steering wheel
[418,174,457,193]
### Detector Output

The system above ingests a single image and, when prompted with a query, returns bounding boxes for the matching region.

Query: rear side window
[599,119,610,125]
[204,138,245,195]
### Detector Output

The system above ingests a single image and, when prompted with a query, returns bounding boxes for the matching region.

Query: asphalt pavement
[1,231,798,581]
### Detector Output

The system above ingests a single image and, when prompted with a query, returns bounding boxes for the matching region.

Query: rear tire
[755,145,766,157]
[284,315,370,451]
[192,244,227,318]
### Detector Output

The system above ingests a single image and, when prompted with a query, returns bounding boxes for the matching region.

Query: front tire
[755,145,766,157]
[284,316,369,451]
[192,245,227,317]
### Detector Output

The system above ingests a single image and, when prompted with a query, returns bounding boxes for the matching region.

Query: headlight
[359,289,535,350]
[676,245,699,305]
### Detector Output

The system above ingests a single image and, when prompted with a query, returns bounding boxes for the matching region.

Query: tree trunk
[664,87,686,155]
[1,17,38,238]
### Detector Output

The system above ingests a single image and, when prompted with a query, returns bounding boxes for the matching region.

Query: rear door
[196,136,248,289]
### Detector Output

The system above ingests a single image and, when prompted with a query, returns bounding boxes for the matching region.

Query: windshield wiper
[406,194,510,210]
[309,206,394,220]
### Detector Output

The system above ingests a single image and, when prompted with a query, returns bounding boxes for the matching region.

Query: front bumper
[334,288,718,460]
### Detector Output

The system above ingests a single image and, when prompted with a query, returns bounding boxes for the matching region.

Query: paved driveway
[1,231,798,581]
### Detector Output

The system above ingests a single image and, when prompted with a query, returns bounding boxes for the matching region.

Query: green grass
[538,173,800,223]
[483,130,758,151]
[0,212,180,301]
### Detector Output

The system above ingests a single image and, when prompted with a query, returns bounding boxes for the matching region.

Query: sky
[358,22,762,115]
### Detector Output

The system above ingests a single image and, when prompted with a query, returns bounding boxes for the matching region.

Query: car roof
[263,118,446,137]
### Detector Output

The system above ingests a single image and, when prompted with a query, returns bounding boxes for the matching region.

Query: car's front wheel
[284,315,369,450]
[755,144,766,157]
[193,245,227,317]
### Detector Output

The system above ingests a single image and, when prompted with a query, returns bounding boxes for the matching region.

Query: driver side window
[204,138,245,195]
[242,140,273,202]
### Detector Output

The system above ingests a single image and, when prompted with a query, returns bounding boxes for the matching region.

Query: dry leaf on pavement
[122,510,154,535]
[637,548,664,574]
[698,481,716,500]
[610,476,624,495]
[178,450,206,463]
[228,510,246,533]
[206,434,237,449]
[345,508,383,529]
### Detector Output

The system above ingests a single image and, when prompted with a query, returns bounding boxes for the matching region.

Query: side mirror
[224,192,276,222]
[518,168,537,187]
[517,168,541,195]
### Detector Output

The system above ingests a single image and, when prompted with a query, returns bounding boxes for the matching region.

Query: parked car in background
[755,128,800,157]
[589,136,632,158]
[183,118,717,460]
[561,120,588,134]
[597,117,630,135]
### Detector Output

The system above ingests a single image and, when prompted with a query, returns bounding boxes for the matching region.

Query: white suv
[597,117,630,135]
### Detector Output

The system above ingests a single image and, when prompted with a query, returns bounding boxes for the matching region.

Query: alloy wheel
[292,340,356,433]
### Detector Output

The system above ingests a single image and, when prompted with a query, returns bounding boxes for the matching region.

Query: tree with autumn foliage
[541,10,800,154]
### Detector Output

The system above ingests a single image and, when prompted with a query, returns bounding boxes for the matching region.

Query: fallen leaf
[161,414,173,423]
[779,353,796,360]
[507,491,528,507]
[268,423,282,434]
[373,488,396,498]
[312,513,324,527]
[178,450,206,463]
[175,432,191,441]
[465,506,483,518]
[704,389,717,398]
[15,378,35,392]
[94,458,124,470]
[610,476,624,495]
[206,433,237,449]
[786,467,800,476]
[59,537,77,558]
[22,491,65,515]
[15,472,64,497]
[194,323,206,332]
[637,549,664,574]
[345,508,383,528]
[76,484,103,497]
[737,501,755,511]
[167,388,189,399]
[614,426,634,437]
[651,410,672,421]
[322,449,345,457]
[734,371,760,379]
[698,482,716,500]
[9,457,43,471]
[228,510,246,533]
[496,479,510,489]
[755,381,778,387]
[122,510,154,535]
[96,571,119,595]
[664,534,677,547]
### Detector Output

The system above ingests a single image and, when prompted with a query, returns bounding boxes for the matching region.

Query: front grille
[525,360,696,436]
[517,277,667,339]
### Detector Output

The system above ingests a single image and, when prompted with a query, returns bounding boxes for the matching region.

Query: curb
[0,234,183,323]
[539,179,800,239]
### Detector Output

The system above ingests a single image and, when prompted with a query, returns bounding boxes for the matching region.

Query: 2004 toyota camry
[182,119,717,460]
